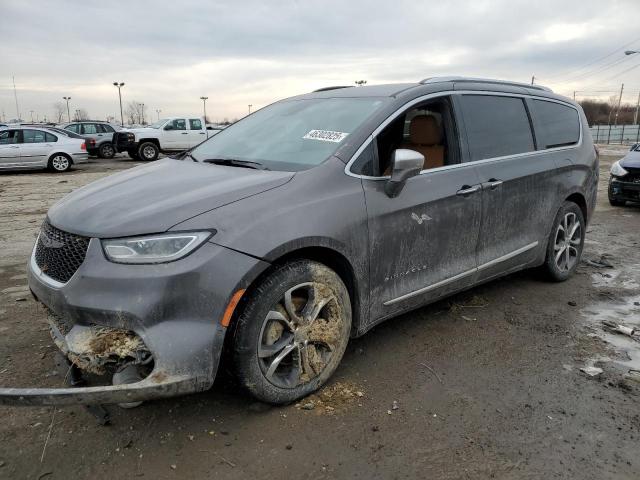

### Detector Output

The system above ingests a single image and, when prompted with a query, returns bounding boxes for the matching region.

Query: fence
[590,124,640,145]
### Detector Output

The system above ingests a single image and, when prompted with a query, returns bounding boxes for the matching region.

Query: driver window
[170,119,186,130]
[375,97,459,176]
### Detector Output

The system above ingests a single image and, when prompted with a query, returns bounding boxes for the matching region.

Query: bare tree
[125,101,144,125]
[53,102,66,123]
[76,109,89,121]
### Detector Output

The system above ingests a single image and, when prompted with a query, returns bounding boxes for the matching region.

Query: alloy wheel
[51,155,69,171]
[258,282,343,388]
[142,145,157,160]
[554,212,581,271]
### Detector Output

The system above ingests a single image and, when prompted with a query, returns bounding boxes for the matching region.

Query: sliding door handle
[456,185,481,197]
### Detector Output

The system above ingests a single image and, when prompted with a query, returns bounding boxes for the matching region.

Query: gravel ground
[0,150,638,479]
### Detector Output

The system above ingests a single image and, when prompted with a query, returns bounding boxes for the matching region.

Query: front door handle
[485,178,503,190]
[456,184,481,197]
[181,132,188,135]
[10,145,20,149]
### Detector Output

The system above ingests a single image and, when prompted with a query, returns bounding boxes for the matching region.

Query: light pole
[29,110,34,123]
[113,82,125,126]
[63,96,71,122]
[248,104,252,115]
[75,109,80,121]
[139,103,145,124]
[200,96,208,122]
[156,109,161,121]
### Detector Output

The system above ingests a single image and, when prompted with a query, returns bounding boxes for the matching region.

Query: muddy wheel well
[566,193,587,222]
[230,247,359,335]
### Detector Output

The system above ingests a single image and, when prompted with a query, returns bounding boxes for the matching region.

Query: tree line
[579,98,639,126]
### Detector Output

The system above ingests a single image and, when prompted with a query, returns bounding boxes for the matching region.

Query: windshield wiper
[201,158,269,170]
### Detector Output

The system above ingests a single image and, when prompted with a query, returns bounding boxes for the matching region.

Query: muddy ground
[0,150,638,479]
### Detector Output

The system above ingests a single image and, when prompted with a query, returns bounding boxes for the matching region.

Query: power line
[603,61,640,81]
[542,35,640,81]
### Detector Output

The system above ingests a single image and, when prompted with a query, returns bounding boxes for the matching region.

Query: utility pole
[531,75,535,85]
[614,83,624,126]
[63,96,71,122]
[634,91,640,125]
[156,109,161,121]
[113,82,125,126]
[12,76,20,120]
[200,96,208,122]
[573,91,576,101]
[140,103,145,124]
[248,104,252,115]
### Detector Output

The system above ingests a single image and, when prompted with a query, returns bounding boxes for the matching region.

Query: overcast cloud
[1,0,639,122]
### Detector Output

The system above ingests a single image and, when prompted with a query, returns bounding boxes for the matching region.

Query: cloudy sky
[1,0,640,123]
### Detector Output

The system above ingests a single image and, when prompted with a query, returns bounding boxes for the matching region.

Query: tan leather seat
[401,115,445,170]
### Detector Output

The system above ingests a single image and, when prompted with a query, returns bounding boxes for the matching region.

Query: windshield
[149,119,169,129]
[189,97,388,171]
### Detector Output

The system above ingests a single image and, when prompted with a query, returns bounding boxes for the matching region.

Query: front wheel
[232,260,352,404]
[48,154,72,173]
[138,142,159,161]
[542,201,585,282]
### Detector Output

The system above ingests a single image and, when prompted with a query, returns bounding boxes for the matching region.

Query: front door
[362,96,483,324]
[0,130,20,167]
[163,118,188,150]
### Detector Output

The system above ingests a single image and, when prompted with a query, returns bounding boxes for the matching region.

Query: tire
[542,201,585,282]
[138,142,159,161]
[98,142,115,159]
[232,260,352,404]
[48,153,72,173]
[127,148,139,160]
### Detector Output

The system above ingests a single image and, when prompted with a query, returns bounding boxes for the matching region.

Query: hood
[620,151,640,169]
[48,158,294,237]
[127,127,156,136]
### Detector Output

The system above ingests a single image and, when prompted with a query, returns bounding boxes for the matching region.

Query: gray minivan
[1,77,598,407]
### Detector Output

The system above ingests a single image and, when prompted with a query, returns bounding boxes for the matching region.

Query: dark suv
[59,121,121,158]
[1,77,598,407]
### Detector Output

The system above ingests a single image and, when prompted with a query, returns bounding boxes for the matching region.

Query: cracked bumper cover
[0,239,269,406]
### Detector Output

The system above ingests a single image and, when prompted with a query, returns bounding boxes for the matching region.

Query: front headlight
[102,232,212,264]
[610,161,628,178]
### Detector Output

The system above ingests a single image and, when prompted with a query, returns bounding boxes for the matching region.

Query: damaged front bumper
[0,238,269,406]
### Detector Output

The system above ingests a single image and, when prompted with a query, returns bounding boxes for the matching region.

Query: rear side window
[99,124,115,133]
[82,124,98,134]
[189,119,202,130]
[45,132,57,142]
[530,100,580,149]
[65,124,79,133]
[22,130,47,143]
[459,95,534,161]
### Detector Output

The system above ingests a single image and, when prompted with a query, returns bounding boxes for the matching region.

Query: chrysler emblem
[40,232,64,249]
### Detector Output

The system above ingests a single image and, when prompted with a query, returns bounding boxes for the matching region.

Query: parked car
[608,143,640,205]
[58,121,122,159]
[113,116,212,161]
[0,77,597,407]
[0,126,87,172]
[0,123,8,129]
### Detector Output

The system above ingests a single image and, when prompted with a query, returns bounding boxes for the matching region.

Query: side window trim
[344,90,583,180]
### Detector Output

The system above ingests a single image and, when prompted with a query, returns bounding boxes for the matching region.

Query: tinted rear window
[459,95,535,161]
[531,100,580,149]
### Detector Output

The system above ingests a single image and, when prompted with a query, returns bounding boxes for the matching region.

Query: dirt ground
[0,149,638,479]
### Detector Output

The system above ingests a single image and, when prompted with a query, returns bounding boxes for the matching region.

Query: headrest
[409,115,442,146]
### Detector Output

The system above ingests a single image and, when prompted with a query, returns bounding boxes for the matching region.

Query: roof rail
[312,86,354,92]
[419,76,553,93]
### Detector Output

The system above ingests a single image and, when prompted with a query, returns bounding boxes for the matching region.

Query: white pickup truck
[114,116,215,160]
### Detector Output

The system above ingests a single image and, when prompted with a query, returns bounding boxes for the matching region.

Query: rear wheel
[48,153,72,173]
[98,142,115,159]
[138,142,159,161]
[232,260,351,404]
[542,201,585,282]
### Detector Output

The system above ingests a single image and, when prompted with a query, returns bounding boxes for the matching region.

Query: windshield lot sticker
[303,130,349,143]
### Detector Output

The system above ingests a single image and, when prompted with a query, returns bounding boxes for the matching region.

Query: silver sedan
[0,126,88,172]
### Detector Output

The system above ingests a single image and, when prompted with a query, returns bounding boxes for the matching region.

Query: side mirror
[384,149,424,198]
[164,124,174,131]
